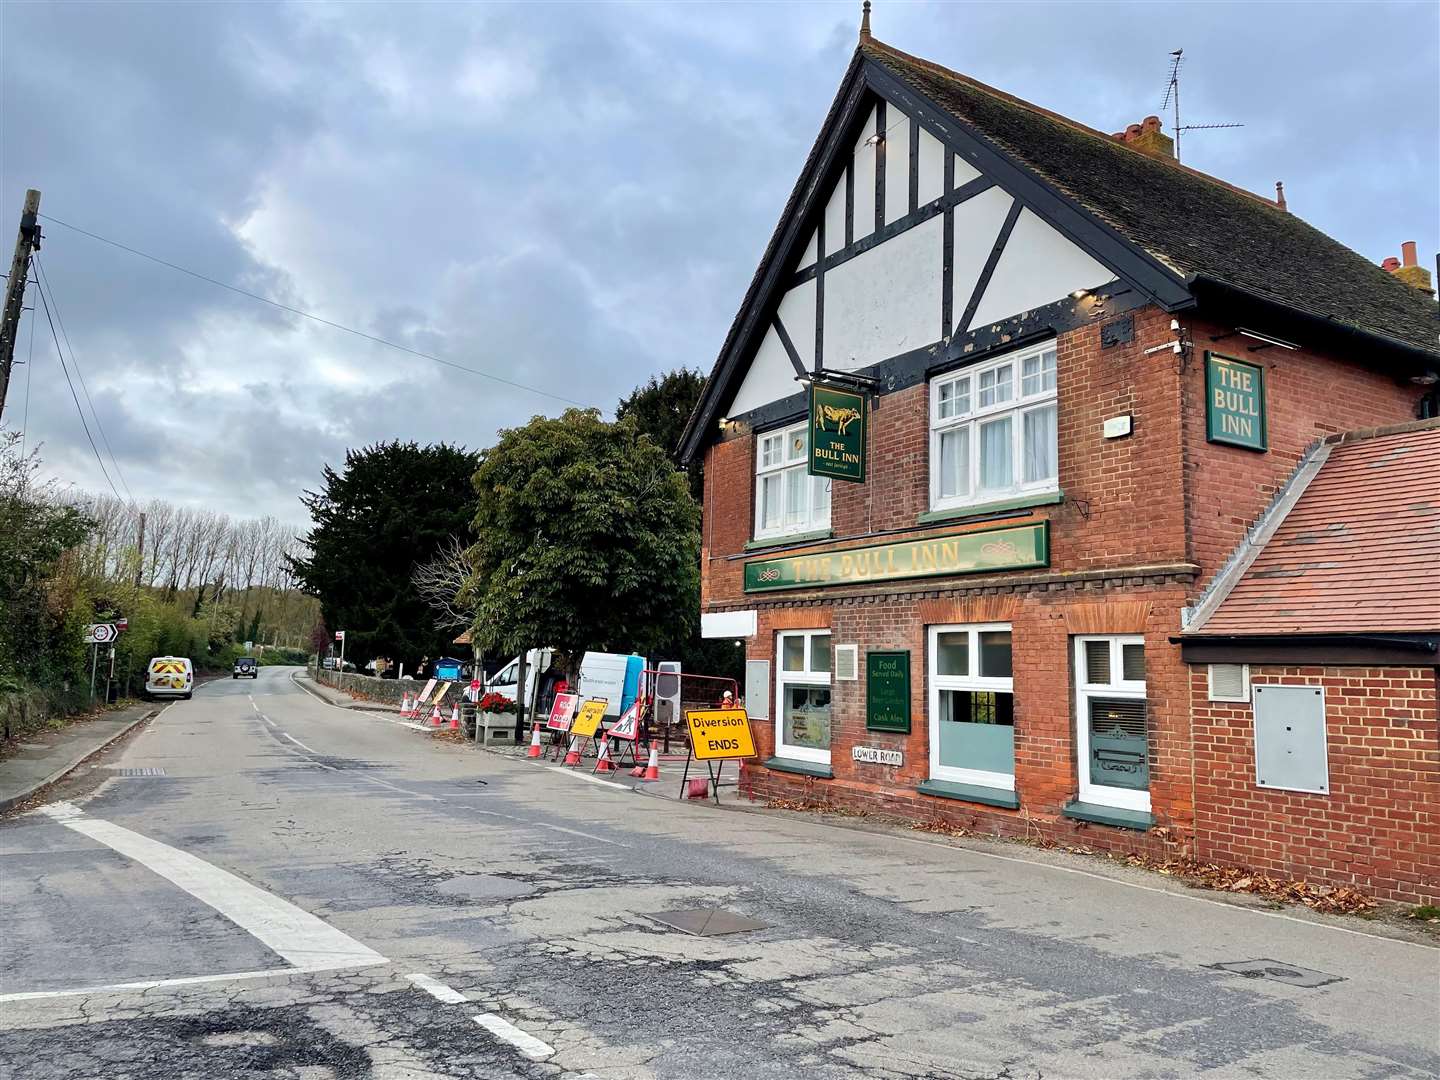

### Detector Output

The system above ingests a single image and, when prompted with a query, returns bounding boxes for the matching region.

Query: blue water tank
[620,654,646,714]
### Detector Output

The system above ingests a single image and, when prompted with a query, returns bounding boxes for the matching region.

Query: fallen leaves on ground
[765,797,869,818]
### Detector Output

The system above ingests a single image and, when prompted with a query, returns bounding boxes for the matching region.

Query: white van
[146,656,194,700]
[578,652,644,718]
[485,648,553,710]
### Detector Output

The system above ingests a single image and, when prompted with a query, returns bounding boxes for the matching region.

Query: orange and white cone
[525,723,544,758]
[449,704,461,730]
[595,738,616,772]
[642,744,660,781]
[562,737,582,767]
[399,692,413,717]
[430,704,443,727]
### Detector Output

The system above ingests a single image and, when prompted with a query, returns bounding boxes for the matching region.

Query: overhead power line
[33,255,134,503]
[33,271,122,500]
[37,213,592,408]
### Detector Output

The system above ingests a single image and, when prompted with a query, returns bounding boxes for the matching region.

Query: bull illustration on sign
[814,403,862,435]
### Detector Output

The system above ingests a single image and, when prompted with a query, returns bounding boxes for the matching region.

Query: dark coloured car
[233,657,258,679]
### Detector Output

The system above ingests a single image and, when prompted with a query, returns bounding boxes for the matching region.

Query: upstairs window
[929,342,1059,512]
[755,421,831,541]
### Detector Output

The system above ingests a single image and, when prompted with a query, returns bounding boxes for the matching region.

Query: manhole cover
[1206,959,1343,988]
[104,767,166,777]
[643,908,769,936]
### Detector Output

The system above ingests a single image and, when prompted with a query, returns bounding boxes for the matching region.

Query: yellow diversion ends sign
[685,708,756,760]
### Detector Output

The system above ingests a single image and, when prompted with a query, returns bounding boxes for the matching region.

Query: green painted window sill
[917,490,1064,526]
[745,529,833,553]
[763,756,834,779]
[918,779,1019,809]
[1062,799,1154,831]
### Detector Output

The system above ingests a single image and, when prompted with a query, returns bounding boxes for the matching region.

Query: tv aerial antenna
[1162,49,1244,163]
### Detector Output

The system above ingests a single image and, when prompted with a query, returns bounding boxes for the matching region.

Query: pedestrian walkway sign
[685,708,756,760]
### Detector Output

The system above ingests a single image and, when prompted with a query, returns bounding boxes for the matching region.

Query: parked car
[146,656,194,700]
[233,657,258,679]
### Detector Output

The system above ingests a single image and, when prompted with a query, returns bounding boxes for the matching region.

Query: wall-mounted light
[864,133,884,148]
[1238,328,1298,351]
[1070,289,1088,300]
[717,417,730,431]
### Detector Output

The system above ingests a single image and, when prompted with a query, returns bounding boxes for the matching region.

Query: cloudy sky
[3,0,1436,523]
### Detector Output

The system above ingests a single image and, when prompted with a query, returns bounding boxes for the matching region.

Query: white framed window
[775,630,832,765]
[1074,636,1150,812]
[755,421,832,541]
[929,342,1058,512]
[927,624,1015,790]
[1207,663,1250,702]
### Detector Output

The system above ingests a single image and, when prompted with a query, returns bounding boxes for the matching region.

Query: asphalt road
[1,666,1435,1079]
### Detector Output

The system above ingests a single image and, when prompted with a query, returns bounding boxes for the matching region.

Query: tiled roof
[863,39,1439,360]
[1195,419,1440,636]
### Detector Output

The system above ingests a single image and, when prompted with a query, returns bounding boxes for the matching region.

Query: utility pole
[135,511,147,588]
[0,189,42,421]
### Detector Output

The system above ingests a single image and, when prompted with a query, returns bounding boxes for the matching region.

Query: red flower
[478,692,516,714]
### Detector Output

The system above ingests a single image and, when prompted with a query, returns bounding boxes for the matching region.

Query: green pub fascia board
[744,521,1049,593]
[1204,351,1267,452]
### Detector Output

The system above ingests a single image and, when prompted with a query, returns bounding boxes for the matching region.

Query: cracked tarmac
[0,667,1435,1079]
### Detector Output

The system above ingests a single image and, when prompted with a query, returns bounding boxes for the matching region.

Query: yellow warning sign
[571,698,608,738]
[685,708,757,760]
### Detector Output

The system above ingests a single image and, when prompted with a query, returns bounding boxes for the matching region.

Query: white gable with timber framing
[720,90,1118,423]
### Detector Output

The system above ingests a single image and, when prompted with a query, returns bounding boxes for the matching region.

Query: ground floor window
[775,630,832,765]
[1074,635,1149,811]
[928,624,1014,790]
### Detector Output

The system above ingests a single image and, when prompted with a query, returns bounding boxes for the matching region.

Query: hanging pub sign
[745,522,1048,593]
[808,383,866,483]
[866,651,911,733]
[1205,352,1267,452]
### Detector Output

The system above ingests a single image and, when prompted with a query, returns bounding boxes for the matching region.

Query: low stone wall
[313,667,414,707]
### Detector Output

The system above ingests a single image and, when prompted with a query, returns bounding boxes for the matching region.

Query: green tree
[289,441,479,666]
[615,368,706,500]
[463,408,699,671]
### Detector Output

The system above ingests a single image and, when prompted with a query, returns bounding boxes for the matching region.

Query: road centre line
[404,972,469,1004]
[472,1014,555,1060]
[0,967,322,1003]
[34,802,386,972]
[545,766,631,791]
[282,732,318,754]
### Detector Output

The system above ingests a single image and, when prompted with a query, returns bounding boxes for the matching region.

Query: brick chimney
[1112,115,1174,160]
[1384,241,1435,296]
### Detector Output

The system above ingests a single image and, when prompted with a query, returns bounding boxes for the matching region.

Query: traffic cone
[595,738,616,772]
[562,737,582,767]
[449,704,460,730]
[525,723,544,758]
[399,692,412,717]
[430,704,443,727]
[641,744,660,781]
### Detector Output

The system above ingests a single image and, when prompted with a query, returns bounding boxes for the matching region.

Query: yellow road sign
[685,708,756,760]
[571,698,608,738]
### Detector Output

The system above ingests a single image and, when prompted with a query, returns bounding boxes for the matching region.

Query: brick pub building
[678,17,1439,901]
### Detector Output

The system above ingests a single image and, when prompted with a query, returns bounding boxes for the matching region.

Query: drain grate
[104,767,167,777]
[643,908,769,937]
[1206,959,1343,988]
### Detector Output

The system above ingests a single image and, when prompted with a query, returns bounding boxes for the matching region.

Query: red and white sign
[335,630,346,641]
[607,700,641,741]
[546,692,579,732]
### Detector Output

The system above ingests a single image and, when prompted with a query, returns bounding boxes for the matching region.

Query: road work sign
[571,698,607,738]
[608,701,641,741]
[685,708,756,760]
[546,692,578,732]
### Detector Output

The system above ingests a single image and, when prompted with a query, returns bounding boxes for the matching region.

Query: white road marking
[473,1014,554,1060]
[35,802,385,972]
[404,972,469,1004]
[539,823,626,847]
[546,766,630,791]
[283,733,318,753]
[0,967,311,1002]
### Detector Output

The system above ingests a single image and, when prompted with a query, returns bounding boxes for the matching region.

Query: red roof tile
[1196,419,1440,636]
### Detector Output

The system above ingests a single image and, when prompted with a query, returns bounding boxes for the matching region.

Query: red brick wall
[739,579,1196,858]
[1179,317,1423,590]
[1192,665,1440,904]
